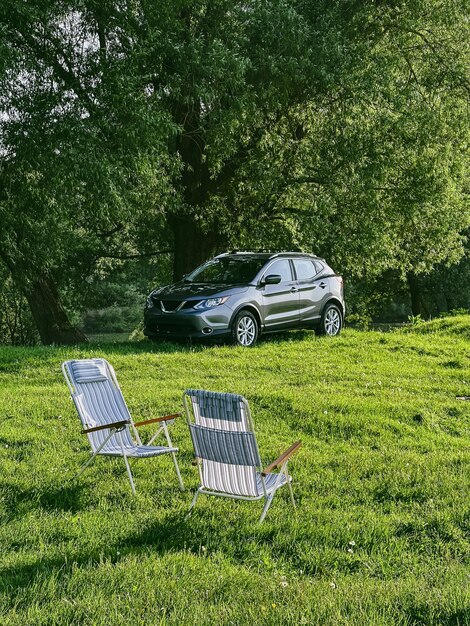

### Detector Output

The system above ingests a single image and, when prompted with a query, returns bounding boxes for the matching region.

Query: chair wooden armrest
[261,440,302,476]
[134,413,182,427]
[82,420,130,434]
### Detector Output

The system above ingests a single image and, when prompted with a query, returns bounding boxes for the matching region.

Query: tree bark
[169,101,228,279]
[169,215,225,280]
[23,274,88,345]
[407,271,428,317]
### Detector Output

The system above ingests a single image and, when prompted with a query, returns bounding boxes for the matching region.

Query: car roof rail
[269,251,316,258]
[215,250,317,258]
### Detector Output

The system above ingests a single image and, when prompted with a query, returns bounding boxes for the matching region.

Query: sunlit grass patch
[0,318,469,625]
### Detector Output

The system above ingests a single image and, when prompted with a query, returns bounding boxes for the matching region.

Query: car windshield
[185,257,267,285]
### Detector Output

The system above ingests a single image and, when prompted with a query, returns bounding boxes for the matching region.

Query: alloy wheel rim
[237,316,256,346]
[325,309,341,335]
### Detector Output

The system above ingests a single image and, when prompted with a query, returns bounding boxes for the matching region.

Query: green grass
[0,317,469,625]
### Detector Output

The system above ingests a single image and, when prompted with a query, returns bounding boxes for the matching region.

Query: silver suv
[144,252,345,346]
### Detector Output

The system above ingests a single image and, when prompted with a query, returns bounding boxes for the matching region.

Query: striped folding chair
[183,389,301,523]
[62,358,184,494]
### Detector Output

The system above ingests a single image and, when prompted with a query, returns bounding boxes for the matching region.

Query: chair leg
[259,494,274,523]
[74,452,99,480]
[171,451,185,491]
[186,490,200,519]
[74,430,117,481]
[286,477,296,508]
[147,426,164,447]
[119,432,136,495]
[121,453,135,495]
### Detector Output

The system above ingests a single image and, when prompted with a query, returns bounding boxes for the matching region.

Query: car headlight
[194,296,229,310]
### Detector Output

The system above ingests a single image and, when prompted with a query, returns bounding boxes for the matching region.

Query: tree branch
[95,250,173,260]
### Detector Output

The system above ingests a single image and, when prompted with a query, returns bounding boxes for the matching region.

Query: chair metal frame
[183,389,301,523]
[62,359,184,494]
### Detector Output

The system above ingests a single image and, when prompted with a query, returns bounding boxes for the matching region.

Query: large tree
[0,0,173,342]
[0,0,468,341]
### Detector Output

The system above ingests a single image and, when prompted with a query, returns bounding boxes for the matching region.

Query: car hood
[151,282,249,301]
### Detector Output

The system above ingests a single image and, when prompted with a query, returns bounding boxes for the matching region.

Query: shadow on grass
[0,481,87,519]
[86,329,317,355]
[403,605,469,626]
[38,483,88,513]
[0,498,289,595]
[0,512,198,592]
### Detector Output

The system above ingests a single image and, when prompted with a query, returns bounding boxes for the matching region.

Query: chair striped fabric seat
[96,444,177,458]
[62,358,184,494]
[184,389,301,523]
[257,472,289,495]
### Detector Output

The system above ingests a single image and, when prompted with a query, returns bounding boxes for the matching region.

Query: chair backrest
[183,389,262,497]
[62,358,135,453]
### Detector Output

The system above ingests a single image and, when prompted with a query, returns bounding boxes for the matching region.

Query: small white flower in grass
[347,548,354,554]
[280,580,288,588]
[330,582,337,589]
[349,540,355,546]
[323,410,328,414]
[201,545,206,553]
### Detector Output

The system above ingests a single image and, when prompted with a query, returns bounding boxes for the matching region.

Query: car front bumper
[144,304,233,340]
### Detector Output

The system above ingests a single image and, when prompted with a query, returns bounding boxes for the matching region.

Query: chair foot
[287,477,296,508]
[186,490,200,519]
[171,452,185,491]
[259,494,274,523]
[122,454,136,495]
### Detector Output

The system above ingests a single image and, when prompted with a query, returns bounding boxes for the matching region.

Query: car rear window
[293,259,317,280]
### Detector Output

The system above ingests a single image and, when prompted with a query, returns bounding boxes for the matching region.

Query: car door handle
[290,287,298,293]
[319,282,327,289]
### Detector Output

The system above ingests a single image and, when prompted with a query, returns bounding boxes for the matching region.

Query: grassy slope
[0,318,469,626]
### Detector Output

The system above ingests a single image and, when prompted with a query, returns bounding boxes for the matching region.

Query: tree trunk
[169,215,226,280]
[23,274,88,345]
[407,271,428,318]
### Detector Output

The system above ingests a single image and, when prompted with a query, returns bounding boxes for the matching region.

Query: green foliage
[82,305,142,334]
[0,269,38,345]
[0,323,469,624]
[0,0,468,342]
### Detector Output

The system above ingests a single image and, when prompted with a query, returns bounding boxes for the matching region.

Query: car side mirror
[263,274,282,285]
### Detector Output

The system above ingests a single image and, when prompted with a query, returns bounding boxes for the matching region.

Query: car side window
[293,259,317,281]
[265,259,292,282]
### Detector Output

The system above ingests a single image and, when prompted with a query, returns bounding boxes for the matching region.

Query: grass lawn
[0,317,469,625]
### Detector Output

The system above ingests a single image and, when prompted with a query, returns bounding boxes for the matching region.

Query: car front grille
[159,300,184,312]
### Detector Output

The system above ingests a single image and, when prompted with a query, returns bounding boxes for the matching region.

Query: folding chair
[62,358,184,494]
[183,389,301,523]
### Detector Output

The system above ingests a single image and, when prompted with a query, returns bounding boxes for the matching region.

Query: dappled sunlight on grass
[0,319,469,624]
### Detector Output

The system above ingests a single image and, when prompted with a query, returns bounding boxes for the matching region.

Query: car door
[292,258,326,322]
[260,258,300,328]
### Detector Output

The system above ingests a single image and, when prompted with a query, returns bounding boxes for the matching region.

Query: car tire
[318,303,342,337]
[232,310,259,347]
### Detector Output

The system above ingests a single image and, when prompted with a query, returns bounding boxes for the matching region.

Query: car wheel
[318,304,342,336]
[232,310,259,347]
